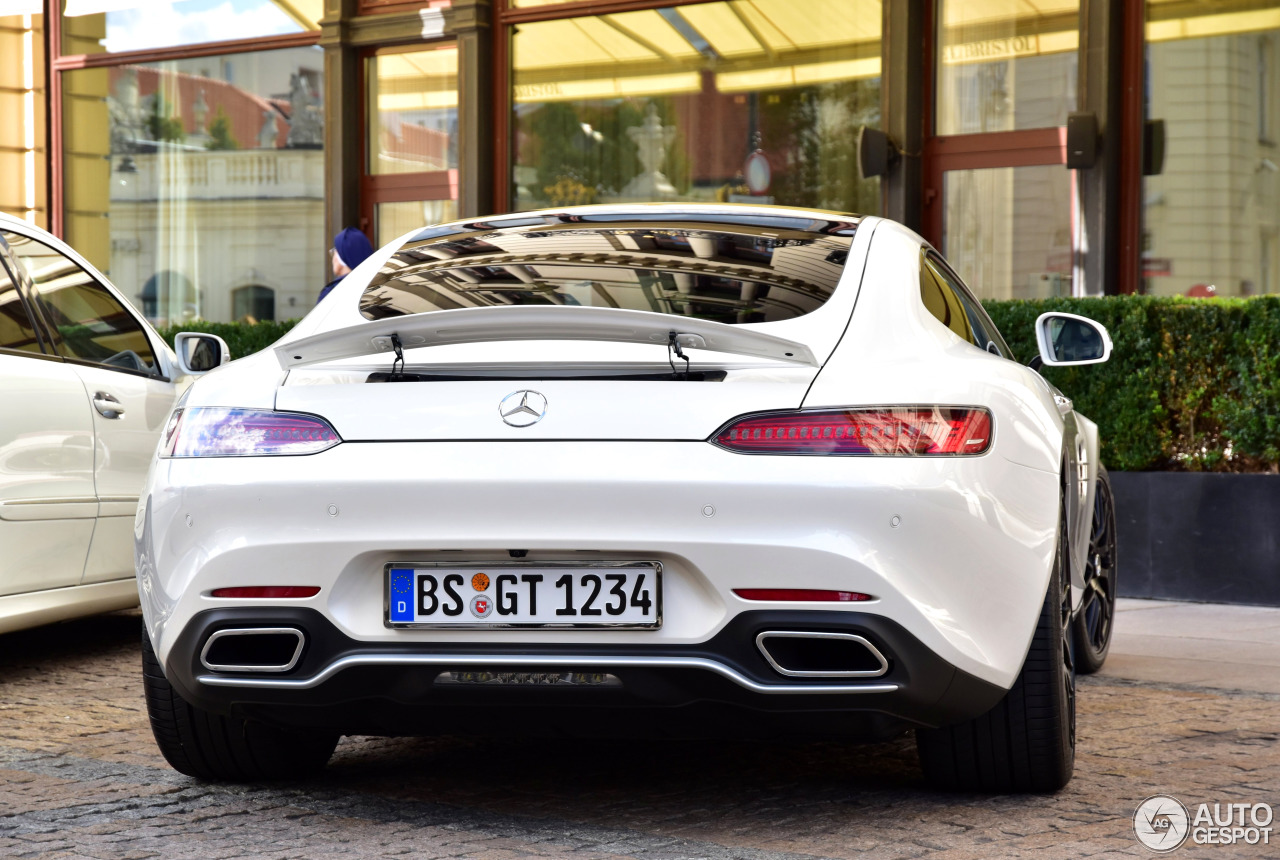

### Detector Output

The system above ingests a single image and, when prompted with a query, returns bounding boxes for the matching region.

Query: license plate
[385,562,662,628]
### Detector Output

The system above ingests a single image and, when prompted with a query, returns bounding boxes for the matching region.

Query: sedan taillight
[162,408,341,458]
[711,407,992,456]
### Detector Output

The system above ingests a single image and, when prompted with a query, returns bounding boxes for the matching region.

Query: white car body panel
[275,368,818,442]
[140,440,1056,689]
[0,338,99,596]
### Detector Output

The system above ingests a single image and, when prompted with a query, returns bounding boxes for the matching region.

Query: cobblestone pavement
[1,610,1277,860]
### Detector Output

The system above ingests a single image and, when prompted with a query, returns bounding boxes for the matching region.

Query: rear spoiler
[274,305,817,370]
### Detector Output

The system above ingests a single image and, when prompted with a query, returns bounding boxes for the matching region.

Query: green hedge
[156,319,299,361]
[158,297,1280,472]
[984,296,1280,473]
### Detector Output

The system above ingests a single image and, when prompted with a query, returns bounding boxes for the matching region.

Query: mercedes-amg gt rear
[137,205,1116,792]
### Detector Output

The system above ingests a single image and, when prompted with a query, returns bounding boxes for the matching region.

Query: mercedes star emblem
[500,390,548,427]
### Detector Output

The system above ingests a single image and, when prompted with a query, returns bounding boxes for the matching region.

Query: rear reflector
[734,589,873,602]
[210,586,321,599]
[712,407,992,456]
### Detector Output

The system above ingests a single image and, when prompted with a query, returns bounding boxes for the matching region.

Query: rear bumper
[137,441,1059,690]
[165,608,1007,739]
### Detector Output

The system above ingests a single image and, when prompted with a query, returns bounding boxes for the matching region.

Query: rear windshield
[360,211,858,325]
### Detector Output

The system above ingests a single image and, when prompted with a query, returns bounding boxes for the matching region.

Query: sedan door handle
[92,392,125,419]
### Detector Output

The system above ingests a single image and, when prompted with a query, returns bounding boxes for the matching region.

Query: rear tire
[142,626,338,781]
[1073,466,1117,674]
[916,501,1076,793]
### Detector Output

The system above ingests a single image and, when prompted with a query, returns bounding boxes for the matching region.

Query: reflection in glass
[375,200,459,249]
[231,284,275,322]
[3,231,159,374]
[511,1,881,214]
[362,214,856,323]
[61,0,321,55]
[1046,316,1104,363]
[367,46,458,175]
[936,0,1079,135]
[0,11,46,227]
[942,165,1073,300]
[0,260,42,354]
[1144,0,1280,296]
[63,46,326,324]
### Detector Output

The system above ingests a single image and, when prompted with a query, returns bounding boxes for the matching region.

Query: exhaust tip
[200,627,306,673]
[755,631,889,678]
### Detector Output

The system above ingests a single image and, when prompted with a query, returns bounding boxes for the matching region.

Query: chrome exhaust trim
[755,631,890,678]
[199,627,306,674]
[195,653,899,695]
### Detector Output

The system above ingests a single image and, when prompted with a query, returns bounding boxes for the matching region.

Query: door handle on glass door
[92,392,125,419]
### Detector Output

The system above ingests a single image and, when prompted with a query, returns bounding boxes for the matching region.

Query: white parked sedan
[0,214,226,635]
[137,205,1119,792]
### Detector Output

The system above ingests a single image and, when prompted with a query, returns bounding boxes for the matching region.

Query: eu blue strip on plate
[388,568,414,622]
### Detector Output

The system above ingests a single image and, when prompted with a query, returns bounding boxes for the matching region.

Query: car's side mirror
[1034,312,1112,366]
[174,332,232,376]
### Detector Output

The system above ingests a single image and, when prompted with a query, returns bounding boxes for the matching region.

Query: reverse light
[712,407,992,456]
[162,408,341,458]
[734,589,873,602]
[210,587,322,599]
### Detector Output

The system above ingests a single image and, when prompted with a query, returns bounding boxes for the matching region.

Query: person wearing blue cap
[317,227,375,303]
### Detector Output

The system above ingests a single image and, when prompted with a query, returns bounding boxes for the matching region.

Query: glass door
[362,42,459,245]
[926,0,1080,299]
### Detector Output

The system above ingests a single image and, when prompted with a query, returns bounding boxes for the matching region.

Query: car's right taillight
[711,407,992,456]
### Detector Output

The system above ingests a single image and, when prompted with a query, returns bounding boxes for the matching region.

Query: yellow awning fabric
[1148,5,1280,43]
[375,47,458,112]
[513,0,883,101]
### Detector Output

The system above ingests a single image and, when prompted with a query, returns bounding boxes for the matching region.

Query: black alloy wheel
[1073,466,1117,673]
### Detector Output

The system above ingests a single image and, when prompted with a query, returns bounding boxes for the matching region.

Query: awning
[513,0,883,102]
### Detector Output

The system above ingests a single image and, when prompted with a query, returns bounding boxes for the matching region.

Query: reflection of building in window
[232,285,275,322]
[368,46,458,175]
[140,270,196,324]
[935,0,1080,135]
[1144,1,1280,296]
[0,12,46,226]
[63,46,326,323]
[362,212,857,325]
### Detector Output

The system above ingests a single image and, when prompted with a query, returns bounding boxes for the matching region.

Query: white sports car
[137,205,1118,792]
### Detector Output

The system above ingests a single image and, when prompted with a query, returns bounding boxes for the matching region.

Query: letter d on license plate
[385,561,662,629]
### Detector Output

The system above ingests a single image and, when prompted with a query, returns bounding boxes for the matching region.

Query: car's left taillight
[161,408,342,458]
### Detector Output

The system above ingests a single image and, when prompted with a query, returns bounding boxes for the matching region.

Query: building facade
[2,0,1278,323]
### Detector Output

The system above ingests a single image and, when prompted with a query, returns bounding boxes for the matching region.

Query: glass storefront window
[63,45,326,324]
[61,0,321,56]
[374,199,458,247]
[936,0,1080,135]
[0,10,46,227]
[943,164,1074,299]
[367,45,458,175]
[1144,0,1280,297]
[511,0,881,215]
